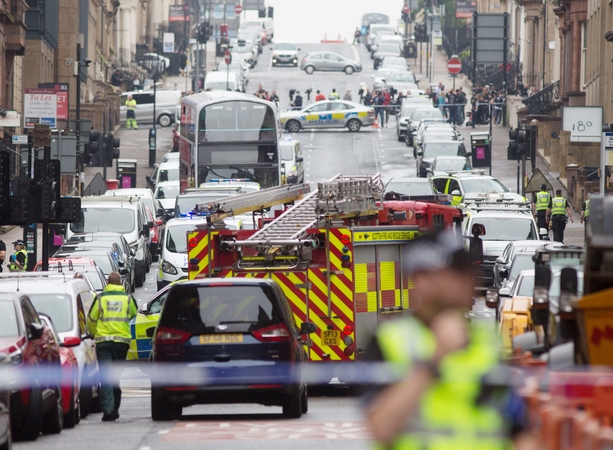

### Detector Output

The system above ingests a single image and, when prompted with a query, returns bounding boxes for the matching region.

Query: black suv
[150,278,315,420]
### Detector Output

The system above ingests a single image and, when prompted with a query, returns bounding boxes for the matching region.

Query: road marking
[160,421,372,441]
[351,45,361,65]
[159,430,170,435]
[140,447,151,450]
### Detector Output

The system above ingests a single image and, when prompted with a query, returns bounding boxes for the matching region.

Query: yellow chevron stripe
[188,232,209,280]
[330,278,354,322]
[328,231,353,282]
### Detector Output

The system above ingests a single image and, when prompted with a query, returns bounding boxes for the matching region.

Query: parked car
[239,17,274,43]
[300,51,362,75]
[150,278,315,420]
[280,100,375,132]
[383,70,421,95]
[371,68,399,91]
[204,71,240,92]
[33,258,107,295]
[373,43,403,70]
[395,98,432,141]
[120,90,181,128]
[384,176,434,199]
[428,155,472,176]
[0,354,11,449]
[405,107,446,146]
[416,140,468,178]
[216,61,249,92]
[378,56,409,71]
[1,293,63,440]
[232,40,258,68]
[53,250,130,293]
[155,181,181,218]
[493,241,563,289]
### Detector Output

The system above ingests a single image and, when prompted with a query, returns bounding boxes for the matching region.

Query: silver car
[300,51,362,75]
[271,40,300,66]
[372,68,399,91]
[280,100,375,132]
[120,90,181,127]
[232,40,258,68]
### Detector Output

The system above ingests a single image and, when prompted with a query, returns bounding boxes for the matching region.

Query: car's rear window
[0,301,19,338]
[160,285,282,334]
[27,294,73,333]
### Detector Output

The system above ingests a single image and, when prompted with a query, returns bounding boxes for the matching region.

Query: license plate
[322,330,340,346]
[199,334,243,344]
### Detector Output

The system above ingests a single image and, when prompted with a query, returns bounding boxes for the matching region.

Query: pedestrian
[382,88,391,126]
[329,88,339,100]
[87,271,138,422]
[343,89,352,101]
[125,95,138,130]
[551,189,573,243]
[446,89,456,124]
[374,91,384,125]
[366,231,532,449]
[8,240,27,272]
[458,87,467,123]
[315,90,326,102]
[363,88,373,106]
[179,51,187,76]
[437,90,447,118]
[435,81,443,95]
[111,69,122,87]
[532,184,552,232]
[580,193,591,242]
[291,91,303,110]
[269,90,279,104]
[0,239,5,272]
[94,90,102,101]
[353,27,361,45]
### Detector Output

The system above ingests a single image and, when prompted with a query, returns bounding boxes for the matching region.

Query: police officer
[580,193,591,242]
[8,240,27,272]
[551,189,573,243]
[88,272,138,421]
[291,91,303,110]
[532,184,552,231]
[329,88,339,100]
[366,232,531,449]
[125,95,138,130]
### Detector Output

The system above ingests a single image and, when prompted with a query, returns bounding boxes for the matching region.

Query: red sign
[234,4,243,14]
[402,4,409,13]
[38,83,69,121]
[224,49,232,65]
[447,58,462,75]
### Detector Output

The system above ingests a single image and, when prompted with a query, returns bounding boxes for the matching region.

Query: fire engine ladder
[237,173,385,246]
[192,183,312,223]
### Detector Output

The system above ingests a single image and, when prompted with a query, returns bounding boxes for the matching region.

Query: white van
[205,71,240,92]
[240,18,274,42]
[279,138,304,185]
[120,90,181,127]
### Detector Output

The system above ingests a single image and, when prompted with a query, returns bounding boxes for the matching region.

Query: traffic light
[56,197,81,223]
[507,127,519,160]
[105,132,120,167]
[517,128,528,155]
[198,23,210,44]
[268,6,274,18]
[258,8,265,18]
[88,130,100,154]
[0,151,10,223]
[35,159,60,221]
[415,23,426,42]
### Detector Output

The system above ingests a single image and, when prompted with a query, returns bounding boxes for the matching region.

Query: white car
[154,181,181,216]
[280,100,376,132]
[428,156,472,176]
[232,40,258,68]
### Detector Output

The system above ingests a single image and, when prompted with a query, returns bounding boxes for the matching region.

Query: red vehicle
[39,315,80,428]
[145,205,164,262]
[172,127,180,152]
[1,294,63,440]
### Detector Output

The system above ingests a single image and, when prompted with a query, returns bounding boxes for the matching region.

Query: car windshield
[160,285,282,334]
[175,193,233,215]
[412,109,444,121]
[0,301,19,338]
[27,294,73,334]
[425,133,455,141]
[388,72,415,83]
[386,180,433,196]
[424,143,461,158]
[509,254,535,281]
[378,44,400,53]
[240,21,261,29]
[517,275,535,297]
[81,270,104,291]
[433,158,468,171]
[234,42,253,52]
[166,224,202,254]
[401,104,428,117]
[274,43,297,51]
[158,168,179,182]
[155,184,180,200]
[206,81,236,91]
[70,208,135,234]
[218,62,244,72]
[461,178,509,193]
[476,217,537,241]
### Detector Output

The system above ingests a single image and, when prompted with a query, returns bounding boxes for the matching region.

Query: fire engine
[186,174,463,363]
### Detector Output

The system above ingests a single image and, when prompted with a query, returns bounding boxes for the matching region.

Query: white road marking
[351,45,361,65]
[158,430,169,434]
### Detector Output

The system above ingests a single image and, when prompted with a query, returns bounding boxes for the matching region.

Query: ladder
[247,173,384,244]
[192,183,311,223]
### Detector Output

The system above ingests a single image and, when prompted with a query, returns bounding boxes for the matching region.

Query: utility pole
[75,44,82,195]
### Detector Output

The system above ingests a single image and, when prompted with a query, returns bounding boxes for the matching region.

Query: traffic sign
[224,49,232,65]
[447,57,462,75]
[402,4,409,13]
[12,135,28,145]
[234,4,243,15]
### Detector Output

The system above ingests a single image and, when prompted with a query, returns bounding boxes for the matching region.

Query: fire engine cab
[187,174,463,363]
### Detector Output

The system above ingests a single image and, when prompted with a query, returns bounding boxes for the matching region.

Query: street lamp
[144,59,165,168]
[74,43,91,193]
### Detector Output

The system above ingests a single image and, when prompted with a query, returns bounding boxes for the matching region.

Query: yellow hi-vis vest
[88,284,137,345]
[584,199,590,219]
[8,249,27,271]
[126,99,137,111]
[535,190,551,211]
[552,197,567,216]
[376,317,509,450]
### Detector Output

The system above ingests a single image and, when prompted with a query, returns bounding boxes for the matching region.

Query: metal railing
[522,81,560,115]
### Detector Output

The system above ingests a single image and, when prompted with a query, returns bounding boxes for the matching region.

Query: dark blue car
[150,278,315,420]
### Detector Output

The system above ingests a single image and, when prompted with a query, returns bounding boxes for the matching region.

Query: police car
[431,171,526,206]
[280,100,376,132]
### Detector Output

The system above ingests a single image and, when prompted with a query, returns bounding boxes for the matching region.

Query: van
[120,90,181,127]
[66,196,152,287]
[204,71,240,92]
[239,18,274,43]
[279,138,304,184]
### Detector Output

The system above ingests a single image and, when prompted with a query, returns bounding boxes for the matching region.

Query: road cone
[373,118,379,129]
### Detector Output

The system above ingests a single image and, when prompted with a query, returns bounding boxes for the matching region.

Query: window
[432,178,448,193]
[28,294,73,333]
[132,93,154,105]
[309,53,322,60]
[77,295,87,336]
[448,180,461,194]
[580,22,587,90]
[324,53,343,61]
[0,301,19,338]
[330,103,350,111]
[306,103,329,113]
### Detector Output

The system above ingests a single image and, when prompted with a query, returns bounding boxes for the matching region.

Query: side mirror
[499,287,511,297]
[300,322,317,334]
[296,156,303,163]
[30,322,44,340]
[157,208,165,218]
[471,223,486,236]
[145,327,155,338]
[63,336,81,347]
[485,289,499,309]
[130,249,136,257]
[156,219,163,226]
[147,220,154,229]
[451,190,461,196]
[120,267,129,276]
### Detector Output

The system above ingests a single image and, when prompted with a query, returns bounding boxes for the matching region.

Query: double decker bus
[179,91,281,192]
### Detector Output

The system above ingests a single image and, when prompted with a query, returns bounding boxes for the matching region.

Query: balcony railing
[522,80,560,114]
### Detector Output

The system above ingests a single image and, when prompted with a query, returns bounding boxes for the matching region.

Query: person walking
[8,240,27,272]
[366,232,532,450]
[551,189,573,243]
[363,87,373,106]
[343,89,352,101]
[580,193,591,242]
[353,27,361,45]
[87,272,138,422]
[382,88,391,126]
[374,91,385,126]
[125,95,138,130]
[329,88,339,100]
[532,184,552,232]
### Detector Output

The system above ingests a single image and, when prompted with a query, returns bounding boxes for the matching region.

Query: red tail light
[252,323,291,342]
[342,325,353,335]
[155,326,191,345]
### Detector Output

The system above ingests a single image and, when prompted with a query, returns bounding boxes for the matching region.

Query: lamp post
[74,43,91,194]
[148,60,164,168]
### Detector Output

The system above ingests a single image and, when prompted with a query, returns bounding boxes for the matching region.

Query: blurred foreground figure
[367,231,537,450]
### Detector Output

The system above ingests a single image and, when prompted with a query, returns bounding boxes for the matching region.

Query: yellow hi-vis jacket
[375,317,510,450]
[126,99,137,111]
[88,284,137,345]
[8,248,27,271]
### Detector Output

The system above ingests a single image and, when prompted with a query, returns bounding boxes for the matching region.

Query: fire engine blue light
[341,255,350,262]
